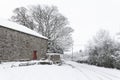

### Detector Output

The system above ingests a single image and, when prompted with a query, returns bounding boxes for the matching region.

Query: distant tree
[10,5,73,53]
[112,51,120,69]
[86,30,119,68]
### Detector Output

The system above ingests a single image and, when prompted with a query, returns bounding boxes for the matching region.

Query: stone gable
[0,26,48,61]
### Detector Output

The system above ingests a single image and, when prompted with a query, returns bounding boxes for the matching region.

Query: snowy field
[0,61,120,80]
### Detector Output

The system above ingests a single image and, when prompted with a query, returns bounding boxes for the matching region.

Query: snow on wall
[0,19,47,39]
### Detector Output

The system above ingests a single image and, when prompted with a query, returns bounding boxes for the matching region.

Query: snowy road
[0,61,120,80]
[65,61,120,80]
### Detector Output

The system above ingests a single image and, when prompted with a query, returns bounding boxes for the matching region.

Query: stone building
[46,53,62,64]
[0,19,48,61]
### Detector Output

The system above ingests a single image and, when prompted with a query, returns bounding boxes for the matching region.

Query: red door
[33,50,37,60]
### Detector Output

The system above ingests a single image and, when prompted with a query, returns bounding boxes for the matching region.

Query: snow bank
[1,61,120,80]
[0,61,81,80]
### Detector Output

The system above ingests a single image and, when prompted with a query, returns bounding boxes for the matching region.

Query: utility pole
[72,43,73,61]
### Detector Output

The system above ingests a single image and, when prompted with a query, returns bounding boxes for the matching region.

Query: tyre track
[86,67,120,80]
[66,63,108,80]
[79,66,113,80]
[65,62,119,80]
[77,64,120,80]
[66,63,92,80]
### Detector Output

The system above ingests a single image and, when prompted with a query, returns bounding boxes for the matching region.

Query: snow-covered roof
[0,19,47,39]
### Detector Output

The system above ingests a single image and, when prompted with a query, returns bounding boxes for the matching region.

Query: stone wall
[0,26,48,61]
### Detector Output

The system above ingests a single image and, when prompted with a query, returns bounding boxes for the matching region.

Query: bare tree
[11,7,35,30]
[10,5,73,53]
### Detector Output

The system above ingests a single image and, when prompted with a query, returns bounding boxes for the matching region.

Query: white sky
[0,0,120,52]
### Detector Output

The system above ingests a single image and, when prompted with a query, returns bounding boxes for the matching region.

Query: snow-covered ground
[0,60,120,80]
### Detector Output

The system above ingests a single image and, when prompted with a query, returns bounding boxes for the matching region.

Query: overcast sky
[0,0,120,52]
